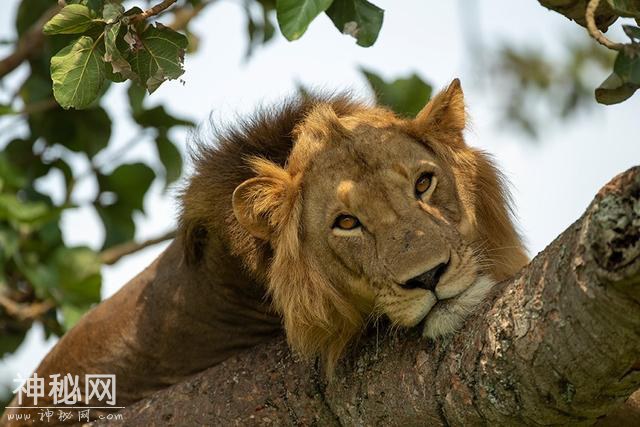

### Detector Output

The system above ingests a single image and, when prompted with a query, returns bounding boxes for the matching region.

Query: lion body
[2,84,528,425]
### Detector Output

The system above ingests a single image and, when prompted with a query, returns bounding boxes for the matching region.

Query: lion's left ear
[413,78,466,141]
[232,158,299,241]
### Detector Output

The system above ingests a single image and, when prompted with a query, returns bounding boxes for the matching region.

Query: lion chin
[422,275,495,338]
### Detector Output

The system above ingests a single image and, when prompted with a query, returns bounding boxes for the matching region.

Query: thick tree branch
[106,166,640,426]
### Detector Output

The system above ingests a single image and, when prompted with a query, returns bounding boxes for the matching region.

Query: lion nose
[402,262,449,292]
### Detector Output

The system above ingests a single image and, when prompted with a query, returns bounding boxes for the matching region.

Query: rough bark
[103,167,640,426]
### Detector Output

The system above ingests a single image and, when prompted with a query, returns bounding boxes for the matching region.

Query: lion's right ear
[232,158,299,241]
[412,79,466,146]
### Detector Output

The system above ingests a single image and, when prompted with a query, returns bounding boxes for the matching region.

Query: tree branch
[0,294,54,322]
[131,0,179,23]
[106,166,640,426]
[168,1,215,31]
[0,4,61,78]
[100,230,176,265]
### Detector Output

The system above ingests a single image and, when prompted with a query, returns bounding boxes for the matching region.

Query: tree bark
[106,167,640,426]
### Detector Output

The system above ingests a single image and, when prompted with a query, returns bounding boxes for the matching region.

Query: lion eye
[415,173,433,197]
[333,215,361,230]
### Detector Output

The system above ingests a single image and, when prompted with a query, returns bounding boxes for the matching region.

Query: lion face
[231,80,528,373]
[300,126,487,335]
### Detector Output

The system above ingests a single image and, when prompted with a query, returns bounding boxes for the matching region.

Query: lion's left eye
[333,215,361,230]
[415,173,433,197]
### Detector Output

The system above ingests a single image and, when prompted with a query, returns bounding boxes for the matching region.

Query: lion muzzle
[401,261,450,292]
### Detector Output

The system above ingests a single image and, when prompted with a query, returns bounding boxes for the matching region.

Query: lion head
[188,80,527,374]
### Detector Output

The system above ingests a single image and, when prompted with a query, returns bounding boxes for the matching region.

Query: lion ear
[414,78,465,138]
[232,159,298,240]
[232,177,278,240]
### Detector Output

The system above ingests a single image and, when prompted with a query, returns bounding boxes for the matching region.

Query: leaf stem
[585,0,624,51]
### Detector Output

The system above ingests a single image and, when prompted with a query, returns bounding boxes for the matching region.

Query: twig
[100,230,176,265]
[586,0,624,51]
[0,4,61,78]
[131,0,179,23]
[169,0,215,31]
[0,294,55,322]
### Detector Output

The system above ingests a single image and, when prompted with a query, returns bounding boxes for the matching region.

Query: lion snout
[400,261,450,292]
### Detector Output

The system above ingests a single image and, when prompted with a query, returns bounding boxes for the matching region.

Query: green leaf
[52,247,101,308]
[326,0,383,47]
[103,1,124,22]
[96,203,135,249]
[86,0,105,14]
[155,134,183,187]
[43,4,98,35]
[134,105,195,129]
[0,332,27,357]
[362,69,432,117]
[29,107,111,157]
[127,24,188,93]
[0,226,20,261]
[623,24,640,41]
[104,22,136,81]
[595,72,639,104]
[14,256,58,300]
[613,50,640,85]
[245,3,277,57]
[51,36,106,109]
[1,138,50,183]
[20,73,53,104]
[16,0,53,37]
[127,82,146,114]
[0,152,28,191]
[60,304,87,330]
[0,194,51,224]
[276,0,334,41]
[99,163,155,212]
[606,0,640,17]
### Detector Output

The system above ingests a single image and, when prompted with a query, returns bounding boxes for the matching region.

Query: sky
[0,0,639,390]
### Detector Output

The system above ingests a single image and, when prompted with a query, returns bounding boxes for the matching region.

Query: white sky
[0,0,639,389]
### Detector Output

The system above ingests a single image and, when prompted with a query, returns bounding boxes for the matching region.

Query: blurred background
[1,0,639,407]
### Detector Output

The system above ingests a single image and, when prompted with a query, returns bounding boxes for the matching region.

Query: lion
[2,80,527,425]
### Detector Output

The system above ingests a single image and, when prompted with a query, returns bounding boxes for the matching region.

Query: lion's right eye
[333,215,361,230]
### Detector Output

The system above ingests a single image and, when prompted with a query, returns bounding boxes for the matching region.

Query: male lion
[2,80,527,425]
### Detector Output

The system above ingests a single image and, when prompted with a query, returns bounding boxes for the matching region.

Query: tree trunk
[106,167,640,426]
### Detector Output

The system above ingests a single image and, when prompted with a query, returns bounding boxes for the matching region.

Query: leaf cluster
[44,1,188,109]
